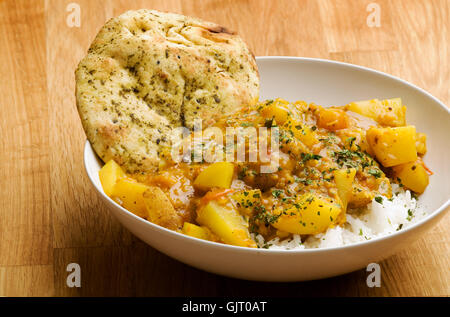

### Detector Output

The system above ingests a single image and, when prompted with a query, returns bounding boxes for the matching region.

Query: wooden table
[0,0,448,297]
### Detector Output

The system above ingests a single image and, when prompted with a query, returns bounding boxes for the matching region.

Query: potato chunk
[346,98,406,127]
[112,178,149,218]
[283,119,318,147]
[182,222,211,240]
[143,186,182,230]
[379,98,406,127]
[317,107,349,131]
[348,184,375,208]
[366,126,417,167]
[99,160,126,196]
[197,201,256,248]
[193,162,234,191]
[333,168,356,212]
[346,99,380,121]
[272,194,342,235]
[260,99,292,124]
[392,159,429,194]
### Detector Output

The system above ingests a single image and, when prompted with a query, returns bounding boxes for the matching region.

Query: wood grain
[46,0,133,250]
[0,0,51,267]
[320,0,398,52]
[0,0,448,297]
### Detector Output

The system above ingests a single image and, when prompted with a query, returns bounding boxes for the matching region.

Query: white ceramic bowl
[84,57,450,281]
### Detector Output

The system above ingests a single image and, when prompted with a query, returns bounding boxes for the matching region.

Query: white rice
[255,185,428,250]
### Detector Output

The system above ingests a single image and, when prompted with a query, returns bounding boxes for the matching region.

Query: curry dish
[98,98,430,248]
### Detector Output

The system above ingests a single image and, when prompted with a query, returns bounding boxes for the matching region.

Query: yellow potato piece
[348,183,375,208]
[260,99,291,124]
[143,186,182,230]
[393,160,429,194]
[272,194,342,235]
[379,98,406,127]
[366,126,417,167]
[346,99,380,121]
[112,178,149,219]
[346,98,406,127]
[182,222,210,240]
[99,160,126,196]
[333,168,356,212]
[193,162,234,191]
[317,107,349,131]
[197,201,256,248]
[283,119,318,147]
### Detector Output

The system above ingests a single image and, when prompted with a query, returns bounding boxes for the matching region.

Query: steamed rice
[255,185,427,250]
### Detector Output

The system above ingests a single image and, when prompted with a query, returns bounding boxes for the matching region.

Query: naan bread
[76,9,259,173]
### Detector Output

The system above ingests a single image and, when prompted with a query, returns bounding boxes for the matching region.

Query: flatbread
[75,9,259,173]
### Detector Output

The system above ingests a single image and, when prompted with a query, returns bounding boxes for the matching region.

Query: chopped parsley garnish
[374,196,383,204]
[407,209,414,221]
[367,168,382,178]
[294,176,313,185]
[271,189,283,198]
[251,205,281,227]
[333,149,356,167]
[301,153,322,163]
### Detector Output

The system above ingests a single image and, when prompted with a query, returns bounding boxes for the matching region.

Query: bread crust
[75,9,259,173]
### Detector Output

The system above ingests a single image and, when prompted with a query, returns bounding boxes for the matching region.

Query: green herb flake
[272,189,283,198]
[367,168,382,178]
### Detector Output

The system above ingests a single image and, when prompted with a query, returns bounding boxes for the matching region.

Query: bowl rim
[83,56,450,255]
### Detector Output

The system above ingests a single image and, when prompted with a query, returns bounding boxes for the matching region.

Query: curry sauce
[99,98,430,248]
